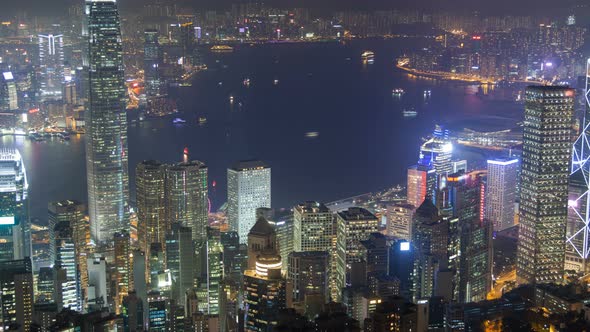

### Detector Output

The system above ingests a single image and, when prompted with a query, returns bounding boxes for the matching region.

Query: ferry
[305,132,319,138]
[173,118,187,124]
[402,108,418,118]
[211,45,234,52]
[392,88,405,97]
[273,79,279,85]
[423,89,432,98]
[198,117,207,125]
[361,51,375,64]
[243,78,251,87]
[229,95,234,103]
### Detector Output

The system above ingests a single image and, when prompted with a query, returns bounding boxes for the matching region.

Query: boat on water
[361,51,375,64]
[198,117,207,125]
[305,131,319,138]
[423,89,432,98]
[211,45,234,52]
[229,95,234,103]
[273,79,279,85]
[402,108,418,118]
[243,78,251,87]
[173,118,187,124]
[392,88,405,96]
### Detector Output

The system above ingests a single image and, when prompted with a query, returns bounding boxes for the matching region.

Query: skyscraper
[136,160,167,257]
[86,0,129,243]
[0,259,34,332]
[0,149,29,261]
[165,223,193,306]
[227,161,271,244]
[486,159,518,231]
[114,231,131,314]
[38,33,65,99]
[517,86,574,285]
[0,72,18,111]
[335,207,379,299]
[419,125,453,179]
[293,201,334,252]
[54,221,80,311]
[167,159,208,244]
[205,227,223,315]
[386,203,415,240]
[287,251,330,308]
[144,29,162,99]
[407,164,436,208]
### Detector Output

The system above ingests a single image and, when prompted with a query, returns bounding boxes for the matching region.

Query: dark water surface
[1,39,522,222]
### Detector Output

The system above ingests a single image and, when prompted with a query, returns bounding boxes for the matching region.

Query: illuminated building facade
[287,251,330,306]
[419,125,453,179]
[0,72,18,111]
[38,33,65,99]
[165,223,193,306]
[136,160,167,259]
[205,227,223,315]
[114,231,131,314]
[485,159,518,231]
[86,0,129,243]
[335,208,379,299]
[407,164,436,208]
[227,161,271,244]
[166,160,208,244]
[517,86,574,285]
[144,29,162,98]
[567,59,590,273]
[148,291,168,332]
[386,203,415,241]
[0,149,29,261]
[0,259,34,332]
[54,221,80,311]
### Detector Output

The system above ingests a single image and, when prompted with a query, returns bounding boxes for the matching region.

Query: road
[487,268,516,300]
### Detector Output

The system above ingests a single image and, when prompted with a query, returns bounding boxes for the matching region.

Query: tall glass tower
[0,149,29,261]
[86,0,129,243]
[517,86,574,285]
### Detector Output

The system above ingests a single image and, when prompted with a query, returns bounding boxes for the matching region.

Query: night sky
[2,0,583,16]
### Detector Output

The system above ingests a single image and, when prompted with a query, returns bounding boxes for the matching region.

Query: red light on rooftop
[472,36,481,40]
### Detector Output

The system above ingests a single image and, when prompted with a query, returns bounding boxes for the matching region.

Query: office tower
[32,302,58,332]
[180,22,194,66]
[37,267,55,303]
[386,203,415,240]
[48,200,89,301]
[364,297,418,332]
[411,199,448,301]
[389,240,414,300]
[149,243,165,290]
[220,231,239,275]
[243,231,287,331]
[86,0,129,243]
[144,29,162,99]
[148,291,169,332]
[132,249,148,328]
[486,159,518,231]
[228,161,271,244]
[54,221,80,311]
[407,164,436,208]
[247,216,277,270]
[0,259,34,332]
[167,159,208,244]
[517,86,574,285]
[446,171,493,303]
[114,231,131,314]
[38,33,65,99]
[87,256,108,311]
[568,61,590,274]
[136,160,167,257]
[452,160,467,173]
[419,125,453,178]
[0,72,18,111]
[166,223,193,306]
[122,291,144,332]
[205,227,223,315]
[0,149,29,261]
[335,207,379,299]
[293,201,333,252]
[287,251,330,309]
[258,208,294,273]
[360,233,390,294]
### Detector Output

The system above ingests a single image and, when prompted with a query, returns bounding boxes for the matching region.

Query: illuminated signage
[0,216,15,225]
[400,242,410,251]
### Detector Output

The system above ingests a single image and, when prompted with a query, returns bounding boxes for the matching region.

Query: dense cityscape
[1,0,590,331]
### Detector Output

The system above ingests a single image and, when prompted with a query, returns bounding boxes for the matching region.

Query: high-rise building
[419,125,453,179]
[228,161,271,244]
[0,259,34,332]
[114,231,131,314]
[486,159,518,231]
[48,200,89,301]
[38,33,65,99]
[517,86,574,285]
[0,72,18,111]
[407,164,436,208]
[167,159,208,244]
[144,29,162,98]
[243,226,287,331]
[386,203,415,240]
[205,227,223,315]
[148,291,169,332]
[0,149,29,261]
[122,291,144,332]
[54,221,80,311]
[86,0,129,243]
[287,251,330,307]
[136,160,167,257]
[335,207,379,299]
[293,201,333,252]
[87,256,108,311]
[165,223,193,306]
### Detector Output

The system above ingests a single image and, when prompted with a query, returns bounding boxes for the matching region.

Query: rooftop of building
[289,250,329,258]
[249,216,276,236]
[295,201,330,214]
[229,160,268,171]
[337,207,376,221]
